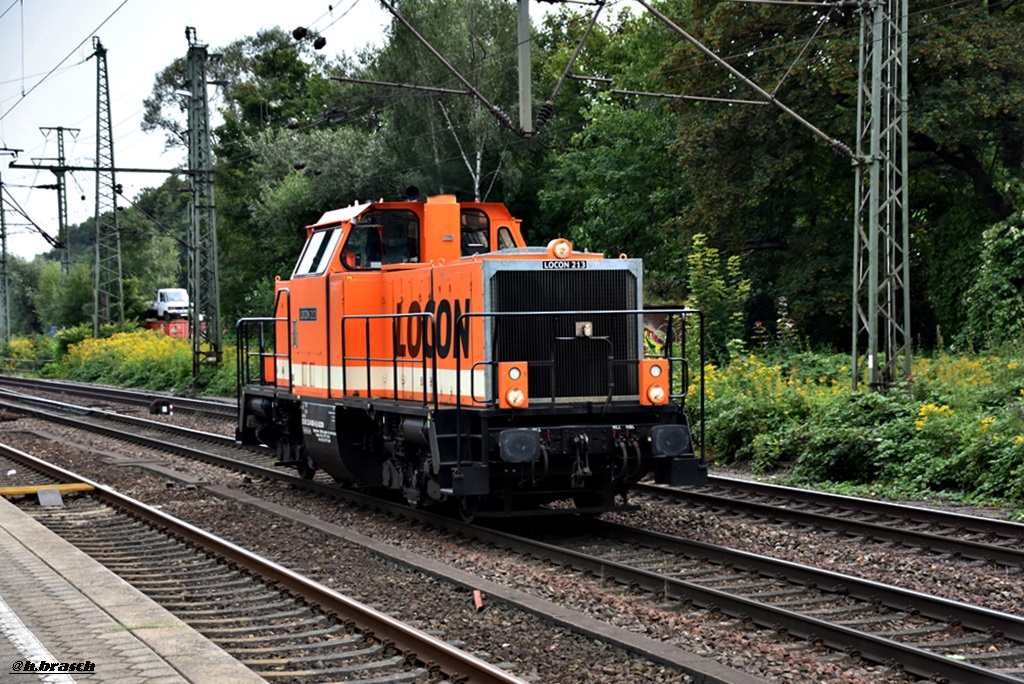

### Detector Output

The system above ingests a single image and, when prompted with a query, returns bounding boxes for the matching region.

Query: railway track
[635,480,1024,567]
[9,375,1021,563]
[3,381,1024,681]
[0,374,236,419]
[509,518,1024,683]
[0,446,524,684]
[3,383,1021,576]
[0,386,266,462]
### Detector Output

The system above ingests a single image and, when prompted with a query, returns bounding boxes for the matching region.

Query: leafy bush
[685,234,751,366]
[700,354,840,464]
[1,335,54,361]
[58,329,236,394]
[0,334,56,375]
[51,321,142,362]
[696,348,1024,508]
[958,215,1024,350]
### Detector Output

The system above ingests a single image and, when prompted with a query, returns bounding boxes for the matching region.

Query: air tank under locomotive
[236,193,707,518]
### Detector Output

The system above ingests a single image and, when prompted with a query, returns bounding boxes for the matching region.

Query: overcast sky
[0,0,393,259]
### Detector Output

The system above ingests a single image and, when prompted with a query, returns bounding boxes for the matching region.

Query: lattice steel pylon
[186,27,222,377]
[0,174,9,347]
[851,0,910,390]
[39,126,77,277]
[91,36,124,335]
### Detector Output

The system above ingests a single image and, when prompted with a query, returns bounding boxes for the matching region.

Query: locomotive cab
[237,194,707,518]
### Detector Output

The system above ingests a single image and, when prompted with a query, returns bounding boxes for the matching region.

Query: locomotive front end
[443,242,706,514]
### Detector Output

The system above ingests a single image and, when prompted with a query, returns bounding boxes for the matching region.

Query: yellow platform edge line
[0,483,95,496]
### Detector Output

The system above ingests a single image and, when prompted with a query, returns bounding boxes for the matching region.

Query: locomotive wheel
[296,455,317,480]
[457,495,479,524]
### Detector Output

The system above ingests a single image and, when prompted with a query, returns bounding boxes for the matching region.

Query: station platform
[0,494,266,683]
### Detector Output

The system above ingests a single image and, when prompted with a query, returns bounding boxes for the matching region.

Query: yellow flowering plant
[59,330,236,393]
[698,349,1024,507]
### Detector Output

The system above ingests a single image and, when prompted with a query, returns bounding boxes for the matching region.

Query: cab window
[341,210,420,270]
[294,227,342,276]
[461,209,490,255]
[497,226,517,250]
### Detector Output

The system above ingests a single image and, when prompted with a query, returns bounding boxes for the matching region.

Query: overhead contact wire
[532,1,606,133]
[0,0,132,122]
[375,0,522,136]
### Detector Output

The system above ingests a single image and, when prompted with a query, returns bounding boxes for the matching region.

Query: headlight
[506,387,526,407]
[646,384,666,403]
[650,364,663,378]
[498,361,529,408]
[547,238,573,259]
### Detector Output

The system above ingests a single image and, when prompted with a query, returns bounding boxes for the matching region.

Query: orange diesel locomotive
[236,193,707,518]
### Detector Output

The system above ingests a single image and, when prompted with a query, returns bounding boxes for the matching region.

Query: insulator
[534,100,554,129]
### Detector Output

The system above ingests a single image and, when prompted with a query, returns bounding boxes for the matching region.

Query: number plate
[542,259,588,270]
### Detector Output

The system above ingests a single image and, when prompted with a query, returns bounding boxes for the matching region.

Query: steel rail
[4,391,1021,681]
[461,519,1024,684]
[0,388,240,448]
[0,374,235,417]
[705,476,1024,538]
[0,395,339,491]
[0,441,526,684]
[636,480,1024,566]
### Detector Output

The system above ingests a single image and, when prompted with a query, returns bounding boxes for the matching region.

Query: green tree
[33,261,92,330]
[958,214,1024,349]
[363,0,521,199]
[143,28,337,152]
[531,6,691,293]
[118,205,186,320]
[654,0,1024,349]
[685,233,751,364]
[538,96,688,293]
[7,257,43,335]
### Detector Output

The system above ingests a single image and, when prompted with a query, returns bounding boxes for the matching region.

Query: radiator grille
[490,269,639,400]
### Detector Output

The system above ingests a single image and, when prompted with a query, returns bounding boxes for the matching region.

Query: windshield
[165,290,188,302]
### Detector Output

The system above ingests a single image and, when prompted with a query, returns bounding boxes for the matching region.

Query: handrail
[237,299,705,467]
[451,306,705,467]
[236,288,292,397]
[453,306,701,403]
[646,306,705,464]
[339,311,438,411]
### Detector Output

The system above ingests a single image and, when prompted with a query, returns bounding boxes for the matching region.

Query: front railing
[236,288,292,399]
[452,307,702,406]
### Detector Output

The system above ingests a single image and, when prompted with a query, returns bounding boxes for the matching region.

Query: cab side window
[341,226,382,270]
[497,226,516,250]
[461,209,489,256]
[341,210,420,270]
